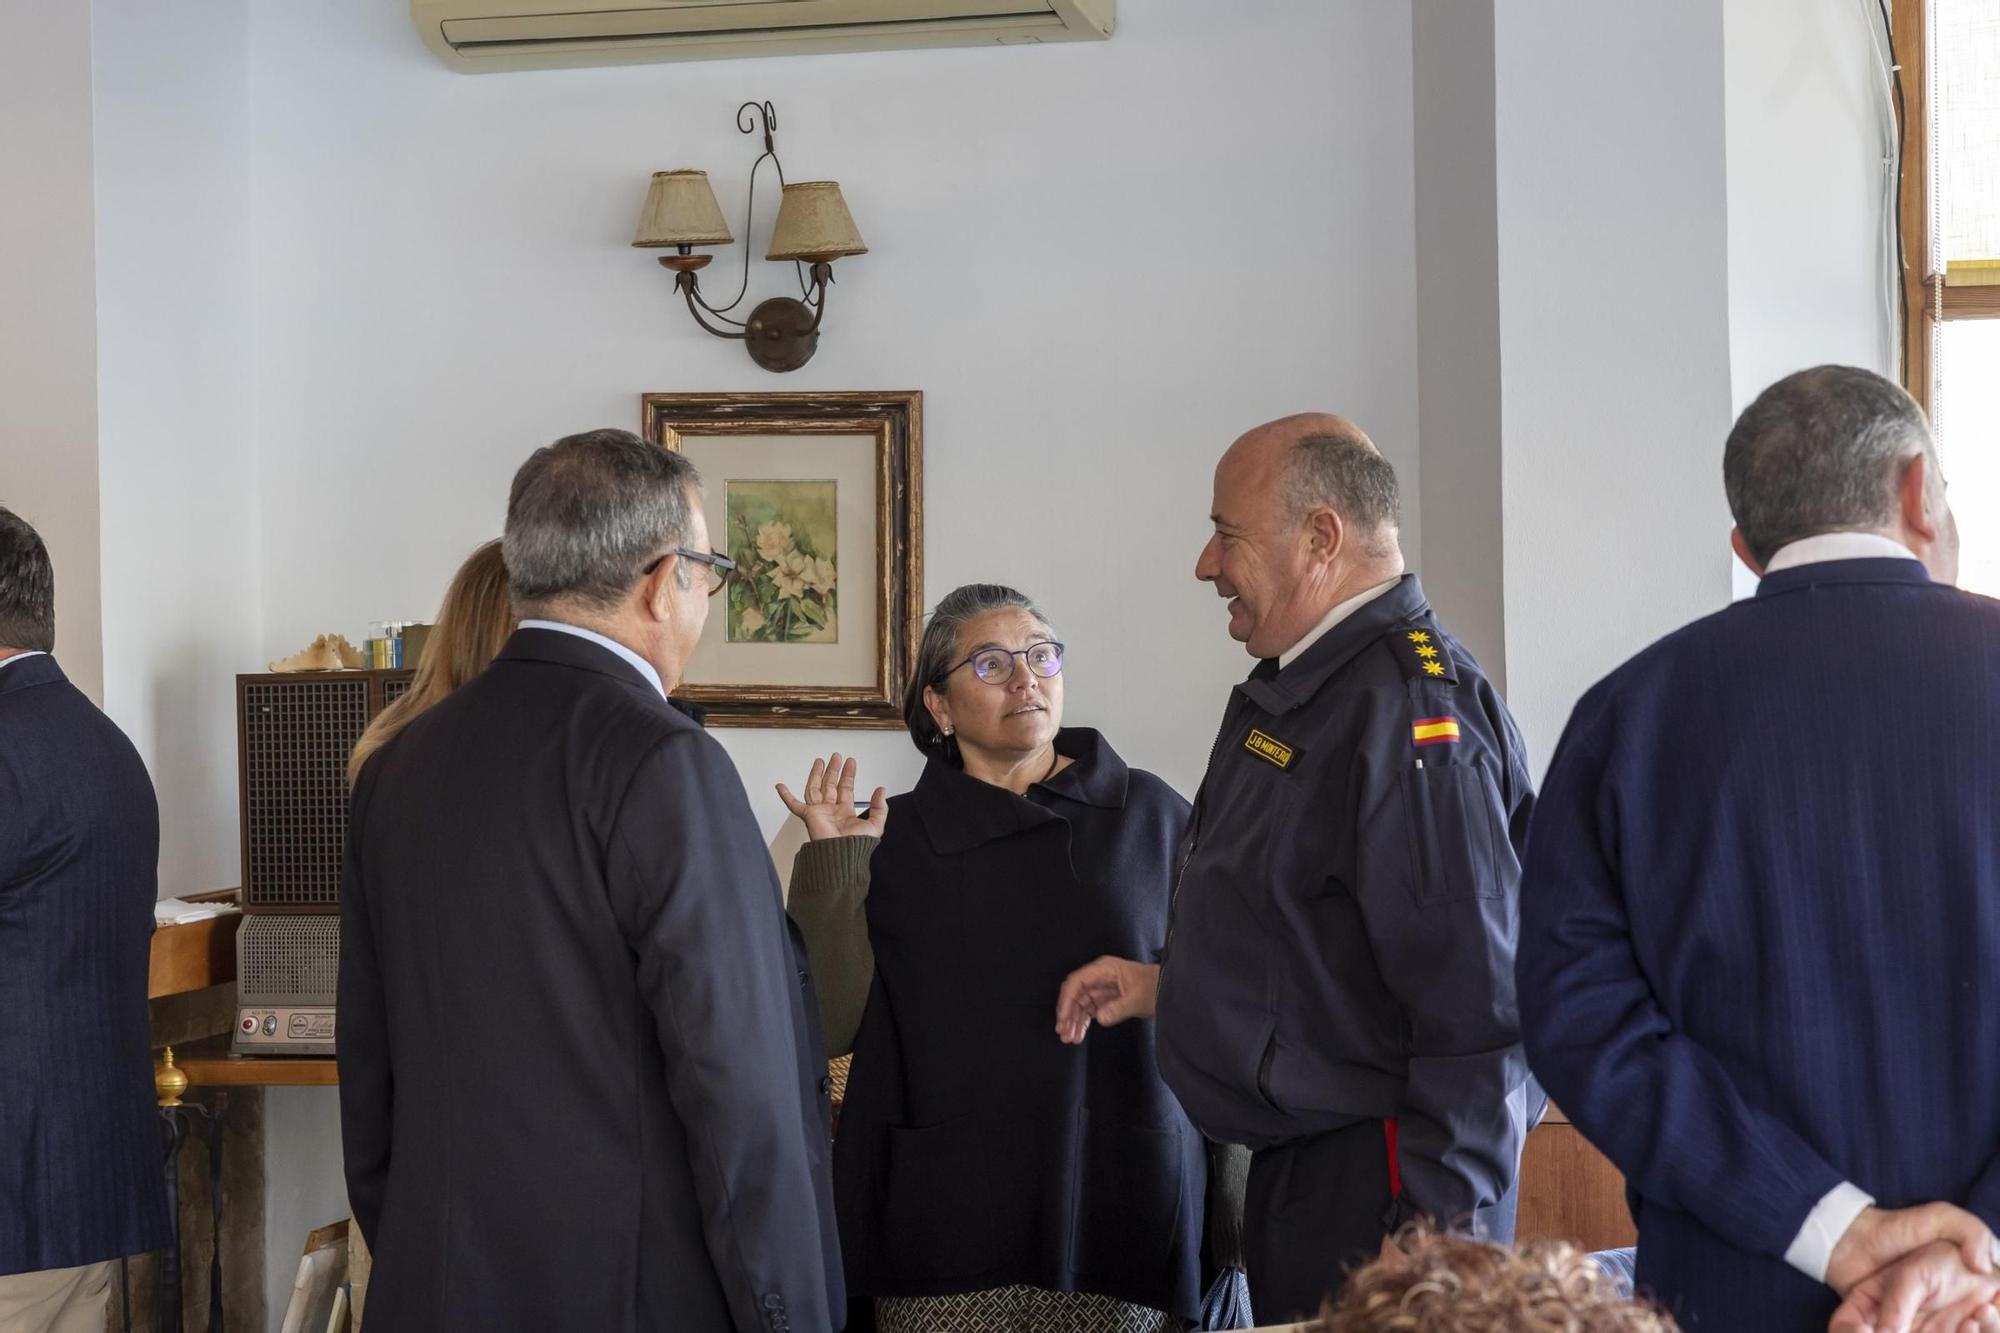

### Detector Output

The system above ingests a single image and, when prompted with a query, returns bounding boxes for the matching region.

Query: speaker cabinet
[236,670,412,913]
[234,669,411,1055]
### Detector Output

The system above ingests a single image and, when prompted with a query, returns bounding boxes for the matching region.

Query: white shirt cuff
[1785,1181,1876,1284]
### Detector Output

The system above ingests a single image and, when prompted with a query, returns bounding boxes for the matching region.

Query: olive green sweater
[785,835,879,1057]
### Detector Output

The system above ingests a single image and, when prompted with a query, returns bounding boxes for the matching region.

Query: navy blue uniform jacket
[0,655,171,1275]
[1518,558,2000,1329]
[832,729,1207,1321]
[1156,574,1535,1226]
[339,628,842,1333]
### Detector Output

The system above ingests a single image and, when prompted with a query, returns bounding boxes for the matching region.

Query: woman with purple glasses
[781,583,1232,1333]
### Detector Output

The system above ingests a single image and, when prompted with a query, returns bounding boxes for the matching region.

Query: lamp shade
[766,181,867,262]
[633,169,733,248]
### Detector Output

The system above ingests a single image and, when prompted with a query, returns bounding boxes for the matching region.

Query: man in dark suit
[0,507,170,1333]
[339,429,842,1333]
[1518,366,2000,1332]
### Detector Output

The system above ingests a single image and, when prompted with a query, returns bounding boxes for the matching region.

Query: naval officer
[1057,414,1535,1322]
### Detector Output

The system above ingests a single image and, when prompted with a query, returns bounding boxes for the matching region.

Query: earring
[942,726,954,737]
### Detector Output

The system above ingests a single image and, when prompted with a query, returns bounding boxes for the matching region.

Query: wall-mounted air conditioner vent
[412,0,1114,72]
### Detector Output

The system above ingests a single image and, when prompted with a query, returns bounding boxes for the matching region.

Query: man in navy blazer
[1518,367,2000,1331]
[0,507,170,1332]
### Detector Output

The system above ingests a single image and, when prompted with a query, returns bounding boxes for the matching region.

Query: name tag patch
[1244,728,1296,769]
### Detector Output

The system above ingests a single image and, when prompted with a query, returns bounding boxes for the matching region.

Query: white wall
[246,0,1421,832]
[1725,0,1895,406]
[1724,0,1896,599]
[262,1088,353,1328]
[1412,0,1505,689]
[94,0,260,898]
[0,0,104,700]
[1493,0,1738,769]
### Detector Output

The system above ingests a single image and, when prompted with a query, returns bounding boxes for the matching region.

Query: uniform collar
[910,727,1127,856]
[1754,557,1933,599]
[0,651,64,698]
[1277,577,1402,669]
[1236,573,1432,717]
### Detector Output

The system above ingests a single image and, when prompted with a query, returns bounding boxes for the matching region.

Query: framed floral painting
[641,390,923,728]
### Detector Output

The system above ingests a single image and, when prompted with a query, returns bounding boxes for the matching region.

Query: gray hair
[1724,365,1934,565]
[1283,431,1402,558]
[0,506,55,653]
[503,428,703,615]
[904,583,1056,759]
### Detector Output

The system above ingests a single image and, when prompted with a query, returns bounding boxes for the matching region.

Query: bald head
[1222,413,1401,556]
[1199,413,1406,658]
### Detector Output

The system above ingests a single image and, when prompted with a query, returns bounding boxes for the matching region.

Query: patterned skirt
[875,1284,1189,1333]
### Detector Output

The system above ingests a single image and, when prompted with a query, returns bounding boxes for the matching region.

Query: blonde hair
[348,540,515,783]
[1318,1229,1675,1333]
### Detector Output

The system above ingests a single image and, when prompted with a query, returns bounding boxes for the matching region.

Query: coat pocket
[1068,1106,1186,1297]
[879,1117,993,1281]
[1398,762,1504,903]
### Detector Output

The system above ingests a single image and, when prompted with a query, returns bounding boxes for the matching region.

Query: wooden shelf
[149,896,243,998]
[173,1036,337,1088]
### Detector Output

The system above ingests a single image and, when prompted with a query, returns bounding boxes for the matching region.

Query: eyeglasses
[642,547,737,596]
[936,640,1065,687]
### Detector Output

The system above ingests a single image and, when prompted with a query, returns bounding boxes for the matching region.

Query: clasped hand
[1828,1205,2000,1333]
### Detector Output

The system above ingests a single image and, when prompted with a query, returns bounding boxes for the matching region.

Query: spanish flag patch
[1412,716,1461,746]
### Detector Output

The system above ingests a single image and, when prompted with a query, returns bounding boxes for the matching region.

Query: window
[1897,0,2000,593]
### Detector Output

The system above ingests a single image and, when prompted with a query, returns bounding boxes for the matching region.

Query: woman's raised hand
[777,752,889,842]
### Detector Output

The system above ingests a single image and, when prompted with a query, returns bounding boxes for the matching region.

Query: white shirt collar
[0,650,48,672]
[1278,577,1403,669]
[1763,532,1920,575]
[517,620,667,700]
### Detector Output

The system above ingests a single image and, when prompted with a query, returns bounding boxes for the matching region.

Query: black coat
[834,729,1206,1321]
[0,655,171,1275]
[339,628,843,1333]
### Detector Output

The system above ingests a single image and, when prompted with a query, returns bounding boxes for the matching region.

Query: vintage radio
[234,915,341,1056]
[233,669,411,1055]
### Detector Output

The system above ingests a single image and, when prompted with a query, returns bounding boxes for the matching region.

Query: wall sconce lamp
[634,101,867,373]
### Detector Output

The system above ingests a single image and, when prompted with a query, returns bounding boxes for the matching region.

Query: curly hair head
[1317,1229,1676,1333]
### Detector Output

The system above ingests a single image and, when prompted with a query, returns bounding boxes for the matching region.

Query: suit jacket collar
[0,652,65,699]
[496,626,668,700]
[912,727,1129,856]
[1755,557,1932,599]
[1236,573,1433,716]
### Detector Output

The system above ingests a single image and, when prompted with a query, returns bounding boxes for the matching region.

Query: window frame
[1897,0,2000,420]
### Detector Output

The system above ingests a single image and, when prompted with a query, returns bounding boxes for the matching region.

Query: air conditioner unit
[412,0,1114,72]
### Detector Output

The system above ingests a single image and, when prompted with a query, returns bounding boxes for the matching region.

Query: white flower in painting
[771,549,811,599]
[738,607,767,636]
[805,554,838,597]
[755,522,795,562]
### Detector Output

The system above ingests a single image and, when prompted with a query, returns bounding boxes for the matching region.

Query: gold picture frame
[641,390,923,728]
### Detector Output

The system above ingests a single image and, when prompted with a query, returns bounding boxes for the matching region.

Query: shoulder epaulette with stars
[1387,624,1459,684]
